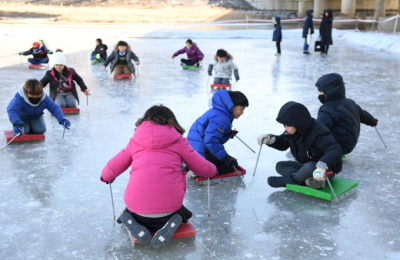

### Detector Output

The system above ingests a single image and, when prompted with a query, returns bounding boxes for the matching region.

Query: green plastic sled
[182,65,202,70]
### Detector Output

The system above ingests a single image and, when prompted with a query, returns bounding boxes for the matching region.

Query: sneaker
[305,177,326,189]
[274,53,282,56]
[186,170,198,181]
[320,52,326,55]
[303,51,311,54]
[151,214,182,249]
[196,62,200,67]
[267,175,294,188]
[118,210,152,244]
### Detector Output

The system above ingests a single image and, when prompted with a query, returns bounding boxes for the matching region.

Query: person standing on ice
[102,40,140,76]
[302,10,314,54]
[272,16,282,56]
[7,79,71,135]
[257,101,342,189]
[172,39,204,67]
[208,49,240,85]
[40,50,90,108]
[319,9,333,54]
[18,41,53,65]
[100,105,216,249]
[186,90,249,180]
[315,73,378,155]
[90,38,108,62]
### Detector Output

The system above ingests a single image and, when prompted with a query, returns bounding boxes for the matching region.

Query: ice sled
[193,165,246,186]
[211,84,231,89]
[114,74,132,79]
[91,60,104,64]
[130,222,196,244]
[182,65,202,70]
[61,108,80,114]
[29,64,47,70]
[4,130,45,142]
[286,177,358,203]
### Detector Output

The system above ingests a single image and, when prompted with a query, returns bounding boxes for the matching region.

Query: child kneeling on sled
[100,105,216,249]
[257,101,342,189]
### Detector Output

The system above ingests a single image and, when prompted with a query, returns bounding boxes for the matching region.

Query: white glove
[313,161,328,181]
[257,134,275,146]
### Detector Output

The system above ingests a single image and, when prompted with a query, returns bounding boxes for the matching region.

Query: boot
[305,177,326,189]
[267,174,295,188]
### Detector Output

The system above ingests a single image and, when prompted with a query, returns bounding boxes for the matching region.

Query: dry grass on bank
[0,2,232,23]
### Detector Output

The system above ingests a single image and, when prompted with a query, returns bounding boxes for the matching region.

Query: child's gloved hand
[95,53,100,60]
[13,122,24,135]
[313,161,328,181]
[257,134,275,145]
[59,119,71,129]
[224,155,238,168]
[82,89,90,95]
[100,176,112,184]
[371,119,378,127]
[18,52,23,55]
[230,130,238,139]
[48,51,53,54]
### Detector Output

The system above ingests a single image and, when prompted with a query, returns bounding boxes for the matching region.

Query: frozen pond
[1,25,400,259]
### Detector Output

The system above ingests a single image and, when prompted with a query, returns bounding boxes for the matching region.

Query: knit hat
[52,51,67,66]
[32,42,40,48]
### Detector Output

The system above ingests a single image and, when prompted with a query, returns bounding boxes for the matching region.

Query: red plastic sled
[211,84,231,89]
[4,130,45,142]
[114,74,132,79]
[29,65,46,69]
[194,165,246,185]
[61,108,80,114]
[130,222,196,244]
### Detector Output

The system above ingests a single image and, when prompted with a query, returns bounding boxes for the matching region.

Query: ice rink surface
[1,25,400,259]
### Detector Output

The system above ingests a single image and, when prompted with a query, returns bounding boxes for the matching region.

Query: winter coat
[173,43,204,60]
[303,10,314,38]
[272,17,282,42]
[187,90,235,161]
[7,85,65,124]
[207,53,239,80]
[92,44,108,61]
[101,121,217,214]
[21,46,52,59]
[319,9,333,45]
[40,68,88,104]
[316,73,376,154]
[103,50,139,75]
[268,101,342,173]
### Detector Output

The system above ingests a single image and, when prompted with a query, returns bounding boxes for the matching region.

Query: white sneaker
[186,170,197,181]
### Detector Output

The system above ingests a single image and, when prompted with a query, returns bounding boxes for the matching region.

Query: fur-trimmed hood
[213,52,233,61]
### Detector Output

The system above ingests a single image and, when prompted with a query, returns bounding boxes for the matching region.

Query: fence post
[355,14,358,31]
[394,13,399,34]
[246,16,248,30]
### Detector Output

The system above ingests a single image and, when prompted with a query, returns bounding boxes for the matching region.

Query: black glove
[371,119,378,127]
[223,155,238,168]
[208,64,213,76]
[230,130,238,139]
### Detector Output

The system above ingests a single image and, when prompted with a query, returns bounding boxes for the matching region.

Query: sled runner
[61,108,80,114]
[211,84,231,89]
[29,64,47,70]
[130,222,196,244]
[4,130,45,142]
[114,74,132,79]
[194,165,246,186]
[286,177,358,203]
[182,65,202,70]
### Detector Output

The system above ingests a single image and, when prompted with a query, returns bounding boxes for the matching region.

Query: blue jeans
[22,116,46,134]
[90,53,96,61]
[303,38,309,52]
[28,57,49,65]
[214,78,230,84]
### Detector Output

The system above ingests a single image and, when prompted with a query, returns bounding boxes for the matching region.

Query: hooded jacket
[268,101,342,173]
[7,85,65,124]
[40,68,88,104]
[101,121,217,214]
[92,44,108,61]
[272,17,282,42]
[208,53,239,80]
[103,48,139,75]
[320,9,333,45]
[173,43,204,60]
[316,73,376,154]
[187,90,235,161]
[303,10,314,38]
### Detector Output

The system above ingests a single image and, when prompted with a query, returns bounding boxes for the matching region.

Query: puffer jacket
[320,9,333,45]
[272,16,282,42]
[268,101,342,173]
[207,53,239,80]
[101,121,217,214]
[21,45,52,59]
[303,10,314,38]
[316,73,376,154]
[187,90,235,161]
[103,50,139,75]
[173,43,204,60]
[92,44,108,61]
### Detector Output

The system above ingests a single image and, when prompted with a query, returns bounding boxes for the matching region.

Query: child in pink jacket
[100,105,217,249]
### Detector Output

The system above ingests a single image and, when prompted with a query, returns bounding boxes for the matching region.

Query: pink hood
[101,121,217,214]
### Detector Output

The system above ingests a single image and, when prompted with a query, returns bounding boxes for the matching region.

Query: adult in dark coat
[272,16,282,55]
[319,9,333,54]
[316,73,378,155]
[257,101,342,189]
[302,10,314,54]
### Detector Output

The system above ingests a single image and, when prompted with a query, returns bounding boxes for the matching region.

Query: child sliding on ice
[186,90,249,180]
[7,79,71,135]
[172,39,204,67]
[100,105,216,249]
[208,49,240,85]
[19,41,53,65]
[257,101,342,189]
[90,38,108,62]
[315,73,378,155]
[103,41,140,76]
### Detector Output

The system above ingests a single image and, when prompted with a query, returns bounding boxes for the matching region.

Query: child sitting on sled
[172,39,204,67]
[90,38,108,62]
[103,40,139,76]
[100,105,216,249]
[18,41,53,65]
[208,49,240,85]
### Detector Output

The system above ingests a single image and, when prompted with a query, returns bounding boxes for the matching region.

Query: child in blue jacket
[7,79,71,135]
[186,90,249,180]
[273,16,282,55]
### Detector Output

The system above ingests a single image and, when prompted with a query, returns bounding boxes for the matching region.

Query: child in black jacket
[316,73,378,155]
[91,38,108,62]
[257,101,342,189]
